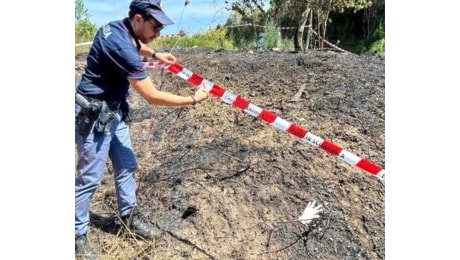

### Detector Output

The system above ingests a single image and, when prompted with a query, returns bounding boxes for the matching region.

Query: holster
[94,101,116,133]
[75,93,123,136]
[75,93,102,137]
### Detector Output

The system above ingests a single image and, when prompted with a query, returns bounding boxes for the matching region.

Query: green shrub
[228,26,258,49]
[153,29,233,49]
[351,18,384,56]
[264,21,279,49]
[281,37,295,51]
[370,38,385,56]
[75,19,97,43]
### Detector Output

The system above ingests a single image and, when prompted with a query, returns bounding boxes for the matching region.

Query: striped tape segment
[142,61,385,181]
[74,32,186,48]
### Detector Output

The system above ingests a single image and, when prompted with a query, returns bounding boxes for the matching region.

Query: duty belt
[75,93,122,111]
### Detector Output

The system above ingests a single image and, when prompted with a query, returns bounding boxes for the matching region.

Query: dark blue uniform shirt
[77,18,147,101]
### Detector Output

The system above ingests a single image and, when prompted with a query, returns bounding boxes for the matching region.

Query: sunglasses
[145,18,164,33]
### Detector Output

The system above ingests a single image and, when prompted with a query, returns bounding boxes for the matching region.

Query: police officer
[75,0,209,259]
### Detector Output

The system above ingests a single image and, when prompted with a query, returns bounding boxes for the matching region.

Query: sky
[84,0,231,37]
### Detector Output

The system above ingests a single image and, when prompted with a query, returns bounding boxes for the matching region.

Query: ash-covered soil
[75,47,384,259]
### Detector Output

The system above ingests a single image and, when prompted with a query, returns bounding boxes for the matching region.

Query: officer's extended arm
[139,43,176,64]
[129,77,208,106]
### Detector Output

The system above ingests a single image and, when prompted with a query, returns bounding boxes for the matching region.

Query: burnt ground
[75,48,385,260]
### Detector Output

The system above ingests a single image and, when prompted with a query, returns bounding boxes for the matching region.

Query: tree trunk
[305,11,313,51]
[320,0,332,49]
[295,3,311,52]
[316,13,320,49]
[277,27,282,48]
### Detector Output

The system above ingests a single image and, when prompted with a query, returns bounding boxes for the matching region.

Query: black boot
[75,234,98,260]
[121,207,163,239]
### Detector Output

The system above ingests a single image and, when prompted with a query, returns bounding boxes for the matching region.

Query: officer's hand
[155,52,176,64]
[193,85,209,104]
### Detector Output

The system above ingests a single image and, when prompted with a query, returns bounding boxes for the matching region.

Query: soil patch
[75,48,385,259]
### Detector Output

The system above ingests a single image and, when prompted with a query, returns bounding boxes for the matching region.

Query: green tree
[75,0,97,43]
[288,0,373,52]
[224,0,383,53]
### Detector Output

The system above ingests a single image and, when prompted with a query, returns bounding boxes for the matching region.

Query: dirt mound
[75,48,385,259]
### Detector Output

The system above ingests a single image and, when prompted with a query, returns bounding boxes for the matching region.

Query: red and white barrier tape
[278,26,298,30]
[224,24,266,28]
[141,61,385,181]
[157,31,187,38]
[75,32,186,48]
